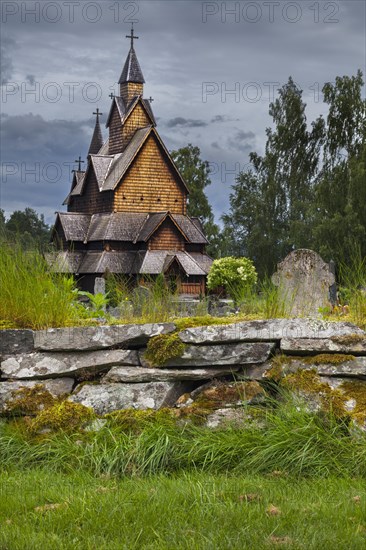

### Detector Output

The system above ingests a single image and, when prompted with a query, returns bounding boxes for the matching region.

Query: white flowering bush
[207,257,258,301]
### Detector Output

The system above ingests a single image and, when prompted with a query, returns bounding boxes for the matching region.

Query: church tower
[50,27,212,294]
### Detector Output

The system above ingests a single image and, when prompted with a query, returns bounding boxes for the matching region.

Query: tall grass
[1,398,365,479]
[338,247,366,328]
[0,244,78,329]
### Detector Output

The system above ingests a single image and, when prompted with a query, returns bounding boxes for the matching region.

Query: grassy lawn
[0,470,365,549]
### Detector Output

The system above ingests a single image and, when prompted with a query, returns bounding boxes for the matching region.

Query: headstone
[271,249,335,317]
[94,277,106,296]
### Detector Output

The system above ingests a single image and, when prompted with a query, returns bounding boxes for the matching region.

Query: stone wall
[1,319,365,429]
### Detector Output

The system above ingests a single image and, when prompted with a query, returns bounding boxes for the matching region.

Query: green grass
[0,470,365,549]
[1,398,366,478]
[0,245,79,329]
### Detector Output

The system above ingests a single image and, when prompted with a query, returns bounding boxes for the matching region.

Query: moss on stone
[330,334,366,345]
[5,385,60,416]
[302,354,355,365]
[144,333,186,367]
[281,369,348,419]
[28,401,95,434]
[339,380,366,426]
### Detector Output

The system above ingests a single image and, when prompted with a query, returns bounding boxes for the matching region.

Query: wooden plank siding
[121,103,151,151]
[69,167,113,215]
[120,82,143,105]
[113,134,187,214]
[148,219,185,251]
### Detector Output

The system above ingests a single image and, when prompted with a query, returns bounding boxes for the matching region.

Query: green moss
[5,385,61,416]
[302,354,355,365]
[281,369,348,419]
[265,355,295,381]
[28,401,95,434]
[339,380,366,426]
[331,334,366,345]
[144,333,186,367]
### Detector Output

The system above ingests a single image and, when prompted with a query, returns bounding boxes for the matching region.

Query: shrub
[207,257,258,302]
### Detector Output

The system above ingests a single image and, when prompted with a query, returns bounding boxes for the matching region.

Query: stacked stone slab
[0,320,365,428]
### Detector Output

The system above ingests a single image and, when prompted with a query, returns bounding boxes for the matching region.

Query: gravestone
[271,249,335,317]
[94,277,106,296]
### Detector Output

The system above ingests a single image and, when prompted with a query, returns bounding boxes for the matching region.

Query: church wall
[121,103,151,150]
[109,106,125,155]
[148,219,185,251]
[68,171,113,215]
[120,82,143,104]
[113,135,187,214]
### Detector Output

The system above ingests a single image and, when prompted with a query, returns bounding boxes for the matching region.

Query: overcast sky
[1,0,365,225]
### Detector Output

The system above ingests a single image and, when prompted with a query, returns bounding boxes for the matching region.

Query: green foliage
[0,244,80,329]
[78,291,109,318]
[144,333,186,367]
[5,385,60,416]
[1,207,51,251]
[207,257,258,302]
[222,71,366,276]
[170,144,221,257]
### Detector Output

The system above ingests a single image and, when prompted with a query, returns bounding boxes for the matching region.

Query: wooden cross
[126,23,138,49]
[74,156,85,172]
[148,96,154,103]
[93,108,103,122]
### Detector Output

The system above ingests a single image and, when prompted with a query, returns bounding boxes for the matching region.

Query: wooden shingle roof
[119,47,145,84]
[55,212,90,241]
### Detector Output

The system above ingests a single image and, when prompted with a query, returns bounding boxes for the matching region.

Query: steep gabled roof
[101,127,189,193]
[63,171,86,204]
[106,95,155,129]
[136,212,168,242]
[119,47,145,84]
[102,126,152,191]
[171,214,208,244]
[54,212,91,241]
[88,118,104,155]
[90,155,114,190]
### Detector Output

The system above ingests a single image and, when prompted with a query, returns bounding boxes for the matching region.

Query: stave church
[49,27,212,295]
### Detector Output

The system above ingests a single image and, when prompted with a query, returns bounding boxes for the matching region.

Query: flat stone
[1,349,139,380]
[179,319,364,345]
[140,343,275,368]
[0,329,34,356]
[69,382,189,414]
[0,378,74,413]
[103,366,240,383]
[281,337,366,355]
[34,323,176,351]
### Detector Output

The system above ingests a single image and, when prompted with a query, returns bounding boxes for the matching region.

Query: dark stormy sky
[1,0,365,225]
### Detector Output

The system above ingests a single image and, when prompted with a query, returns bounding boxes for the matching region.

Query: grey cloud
[211,115,240,123]
[211,142,221,150]
[26,75,36,85]
[227,130,255,154]
[166,117,208,128]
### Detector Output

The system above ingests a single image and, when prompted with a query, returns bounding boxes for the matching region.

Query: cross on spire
[148,96,154,103]
[74,156,85,172]
[93,108,103,122]
[126,23,138,49]
[109,92,114,100]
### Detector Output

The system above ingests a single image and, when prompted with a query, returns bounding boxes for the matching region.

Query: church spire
[88,108,104,155]
[119,24,145,103]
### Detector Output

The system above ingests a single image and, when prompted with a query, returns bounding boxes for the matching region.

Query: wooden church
[49,27,213,294]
